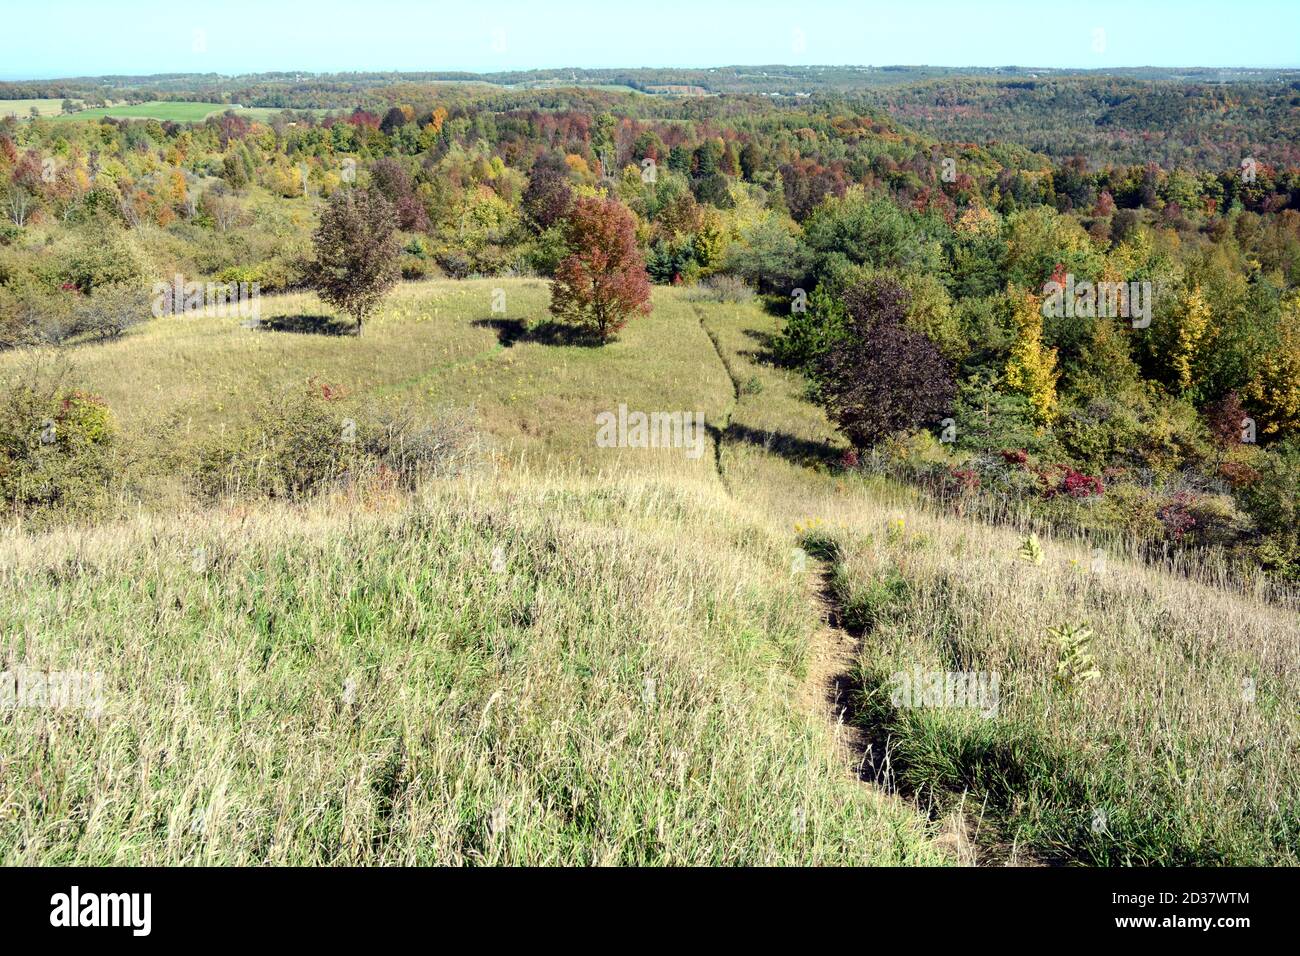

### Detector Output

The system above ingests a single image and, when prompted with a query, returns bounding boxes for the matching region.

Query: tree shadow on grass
[738,327,786,366]
[725,420,843,469]
[471,318,605,348]
[256,313,356,336]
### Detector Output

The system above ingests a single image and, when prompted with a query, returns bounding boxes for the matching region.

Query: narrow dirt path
[692,305,868,772]
[692,309,882,779]
[692,304,738,496]
[692,302,983,865]
[797,559,872,779]
[802,556,981,865]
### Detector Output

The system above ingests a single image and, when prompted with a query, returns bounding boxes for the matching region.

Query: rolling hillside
[1,280,1294,864]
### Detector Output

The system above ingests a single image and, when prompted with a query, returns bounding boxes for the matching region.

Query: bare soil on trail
[799,559,986,866]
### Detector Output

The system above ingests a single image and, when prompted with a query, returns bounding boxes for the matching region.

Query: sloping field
[0,98,68,119]
[1,280,1294,864]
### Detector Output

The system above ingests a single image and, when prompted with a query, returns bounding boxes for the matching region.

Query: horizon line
[4,63,1300,84]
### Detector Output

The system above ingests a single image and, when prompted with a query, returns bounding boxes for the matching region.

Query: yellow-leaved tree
[955,201,999,237]
[691,208,729,271]
[1164,284,1212,394]
[1245,297,1300,440]
[1005,285,1060,423]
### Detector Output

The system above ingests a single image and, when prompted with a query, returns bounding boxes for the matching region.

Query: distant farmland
[0,97,68,118]
[16,100,298,123]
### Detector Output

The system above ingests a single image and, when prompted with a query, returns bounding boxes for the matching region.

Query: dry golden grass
[0,470,941,865]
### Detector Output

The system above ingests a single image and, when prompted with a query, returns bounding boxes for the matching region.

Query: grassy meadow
[0,98,68,119]
[0,279,1295,864]
[0,279,730,501]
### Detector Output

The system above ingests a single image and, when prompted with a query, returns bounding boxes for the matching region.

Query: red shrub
[1218,460,1260,488]
[1040,465,1103,499]
[947,467,980,493]
[1061,468,1104,499]
[1157,492,1198,540]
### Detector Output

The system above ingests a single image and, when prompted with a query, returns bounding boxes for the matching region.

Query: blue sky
[2,0,1297,79]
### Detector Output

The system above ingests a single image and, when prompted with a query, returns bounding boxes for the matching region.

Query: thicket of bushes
[0,364,479,523]
[0,215,154,346]
[0,356,117,521]
[195,380,480,501]
[841,382,1299,581]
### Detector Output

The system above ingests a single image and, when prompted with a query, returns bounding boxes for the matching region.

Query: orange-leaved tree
[549,196,651,342]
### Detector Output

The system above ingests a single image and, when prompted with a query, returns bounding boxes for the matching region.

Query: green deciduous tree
[310,187,400,335]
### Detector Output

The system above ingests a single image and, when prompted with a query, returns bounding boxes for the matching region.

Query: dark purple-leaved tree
[369,158,428,231]
[818,276,955,450]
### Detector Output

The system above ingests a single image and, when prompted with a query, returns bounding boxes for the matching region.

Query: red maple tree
[549,196,651,341]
